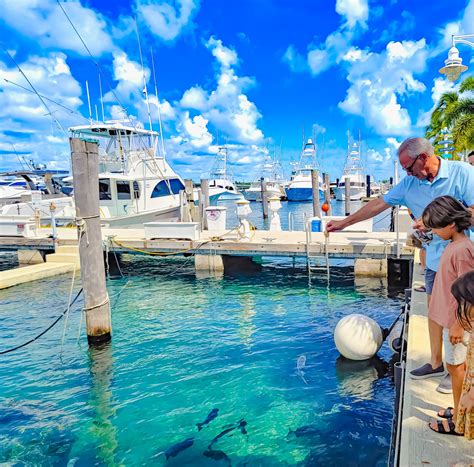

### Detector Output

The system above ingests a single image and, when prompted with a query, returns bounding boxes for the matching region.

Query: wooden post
[201,179,210,230]
[70,138,111,346]
[260,178,268,219]
[366,174,371,198]
[323,173,332,215]
[311,169,320,217]
[344,176,351,215]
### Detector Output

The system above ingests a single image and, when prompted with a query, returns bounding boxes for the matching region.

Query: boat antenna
[85,80,93,124]
[150,46,166,158]
[134,16,153,133]
[10,142,26,170]
[1,47,67,136]
[98,72,105,122]
[95,104,99,122]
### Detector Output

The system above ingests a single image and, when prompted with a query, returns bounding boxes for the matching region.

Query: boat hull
[286,187,324,202]
[334,187,365,201]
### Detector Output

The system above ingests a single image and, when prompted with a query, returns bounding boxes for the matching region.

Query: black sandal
[428,419,462,436]
[437,407,454,419]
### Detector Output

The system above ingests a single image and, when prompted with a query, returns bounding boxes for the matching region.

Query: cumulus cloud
[435,0,474,53]
[137,0,200,41]
[0,52,84,170]
[338,39,428,136]
[336,0,369,28]
[0,0,114,56]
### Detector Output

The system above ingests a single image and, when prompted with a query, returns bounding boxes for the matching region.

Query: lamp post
[439,34,474,81]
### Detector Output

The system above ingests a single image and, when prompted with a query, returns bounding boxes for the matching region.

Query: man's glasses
[402,154,420,174]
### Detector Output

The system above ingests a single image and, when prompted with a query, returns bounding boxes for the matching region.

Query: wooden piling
[260,178,269,219]
[201,179,210,230]
[366,174,371,198]
[323,173,332,215]
[311,169,321,217]
[70,137,111,345]
[344,176,351,215]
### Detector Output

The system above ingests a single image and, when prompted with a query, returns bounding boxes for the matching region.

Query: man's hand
[448,321,465,345]
[412,218,426,232]
[326,219,346,232]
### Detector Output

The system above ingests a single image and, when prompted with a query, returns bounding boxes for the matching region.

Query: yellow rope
[112,238,201,256]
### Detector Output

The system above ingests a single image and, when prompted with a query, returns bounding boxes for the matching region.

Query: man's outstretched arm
[326,197,391,232]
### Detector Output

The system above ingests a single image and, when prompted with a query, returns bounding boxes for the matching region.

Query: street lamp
[439,34,474,81]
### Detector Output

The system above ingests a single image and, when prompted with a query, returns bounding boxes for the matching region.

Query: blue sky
[0,0,472,181]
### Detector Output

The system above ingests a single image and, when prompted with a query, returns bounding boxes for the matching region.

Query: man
[327,137,474,392]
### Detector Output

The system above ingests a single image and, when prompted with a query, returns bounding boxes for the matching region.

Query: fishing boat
[0,122,186,227]
[334,135,366,201]
[207,146,243,201]
[244,152,286,201]
[286,139,324,202]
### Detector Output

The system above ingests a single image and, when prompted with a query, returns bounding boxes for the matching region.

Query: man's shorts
[443,329,471,365]
[425,268,436,295]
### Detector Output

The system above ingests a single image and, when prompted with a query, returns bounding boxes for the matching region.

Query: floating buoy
[334,314,383,360]
[321,202,330,213]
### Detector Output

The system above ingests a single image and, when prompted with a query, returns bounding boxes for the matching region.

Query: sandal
[428,419,462,436]
[437,407,454,419]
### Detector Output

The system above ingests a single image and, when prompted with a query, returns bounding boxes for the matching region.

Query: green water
[0,254,400,466]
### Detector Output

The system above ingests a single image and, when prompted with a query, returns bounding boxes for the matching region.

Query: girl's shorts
[443,329,471,365]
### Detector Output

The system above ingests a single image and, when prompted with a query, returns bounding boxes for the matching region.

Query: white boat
[0,122,186,228]
[244,152,286,201]
[286,139,324,202]
[334,135,366,201]
[207,146,243,201]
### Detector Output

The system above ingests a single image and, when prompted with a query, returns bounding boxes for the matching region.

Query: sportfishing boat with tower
[0,122,186,227]
[334,134,366,201]
[286,138,324,202]
[207,146,243,201]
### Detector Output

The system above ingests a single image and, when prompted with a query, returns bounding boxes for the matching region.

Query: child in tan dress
[452,271,474,440]
[421,196,474,436]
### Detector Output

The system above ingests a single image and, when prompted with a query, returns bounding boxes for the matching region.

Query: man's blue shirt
[383,159,474,272]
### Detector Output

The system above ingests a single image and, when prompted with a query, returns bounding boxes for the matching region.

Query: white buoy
[334,314,383,360]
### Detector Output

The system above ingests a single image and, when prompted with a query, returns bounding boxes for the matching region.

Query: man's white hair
[397,137,434,159]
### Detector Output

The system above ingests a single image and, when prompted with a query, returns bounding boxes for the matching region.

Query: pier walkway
[0,227,413,259]
[399,262,473,465]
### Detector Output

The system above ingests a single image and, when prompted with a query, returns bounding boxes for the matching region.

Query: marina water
[1,201,399,466]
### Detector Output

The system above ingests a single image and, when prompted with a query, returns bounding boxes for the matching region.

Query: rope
[112,238,208,256]
[0,288,83,355]
[83,295,110,312]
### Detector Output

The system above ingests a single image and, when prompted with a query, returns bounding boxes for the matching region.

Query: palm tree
[426,75,474,156]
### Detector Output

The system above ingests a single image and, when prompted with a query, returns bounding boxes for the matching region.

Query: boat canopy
[69,122,159,138]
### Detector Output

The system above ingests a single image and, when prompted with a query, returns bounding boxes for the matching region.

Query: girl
[452,270,474,439]
[421,196,474,436]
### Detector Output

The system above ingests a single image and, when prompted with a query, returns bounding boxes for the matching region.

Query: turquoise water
[0,252,401,466]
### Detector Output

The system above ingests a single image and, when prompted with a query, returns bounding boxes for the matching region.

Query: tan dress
[456,333,474,440]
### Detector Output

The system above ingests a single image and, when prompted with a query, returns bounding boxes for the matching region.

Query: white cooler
[205,206,227,230]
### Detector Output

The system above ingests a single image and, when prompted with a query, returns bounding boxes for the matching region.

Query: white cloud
[339,39,428,136]
[416,78,457,128]
[282,45,307,73]
[435,0,474,53]
[336,0,369,28]
[137,0,200,41]
[0,52,84,170]
[0,0,114,56]
[180,86,208,110]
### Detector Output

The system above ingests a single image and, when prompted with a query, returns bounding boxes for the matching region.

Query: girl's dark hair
[451,270,474,329]
[422,195,472,232]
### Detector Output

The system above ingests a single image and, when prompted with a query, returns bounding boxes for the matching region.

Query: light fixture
[439,34,474,81]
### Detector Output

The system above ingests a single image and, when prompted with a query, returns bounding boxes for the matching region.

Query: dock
[398,262,473,465]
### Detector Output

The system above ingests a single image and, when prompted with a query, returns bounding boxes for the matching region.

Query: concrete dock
[399,262,473,465]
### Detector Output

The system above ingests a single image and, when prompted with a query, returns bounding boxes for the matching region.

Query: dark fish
[165,437,194,460]
[288,425,321,438]
[203,448,231,464]
[238,419,247,435]
[197,408,219,431]
[209,426,236,447]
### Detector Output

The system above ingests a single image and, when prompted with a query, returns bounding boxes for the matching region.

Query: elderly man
[327,137,474,392]
[468,150,474,166]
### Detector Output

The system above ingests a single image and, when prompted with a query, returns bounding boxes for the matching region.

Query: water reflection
[335,355,389,400]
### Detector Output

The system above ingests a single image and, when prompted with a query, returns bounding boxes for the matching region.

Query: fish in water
[287,425,321,438]
[296,355,308,384]
[238,419,247,435]
[209,419,248,449]
[164,437,194,460]
[209,426,236,447]
[203,448,231,464]
[197,408,219,431]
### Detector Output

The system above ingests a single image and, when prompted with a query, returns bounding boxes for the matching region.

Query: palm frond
[459,76,474,94]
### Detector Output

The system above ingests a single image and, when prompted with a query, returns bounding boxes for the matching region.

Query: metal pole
[49,202,58,250]
[311,169,321,217]
[261,178,269,219]
[70,137,111,345]
[366,174,371,198]
[201,179,210,230]
[323,173,332,215]
[394,161,400,258]
[344,176,350,216]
